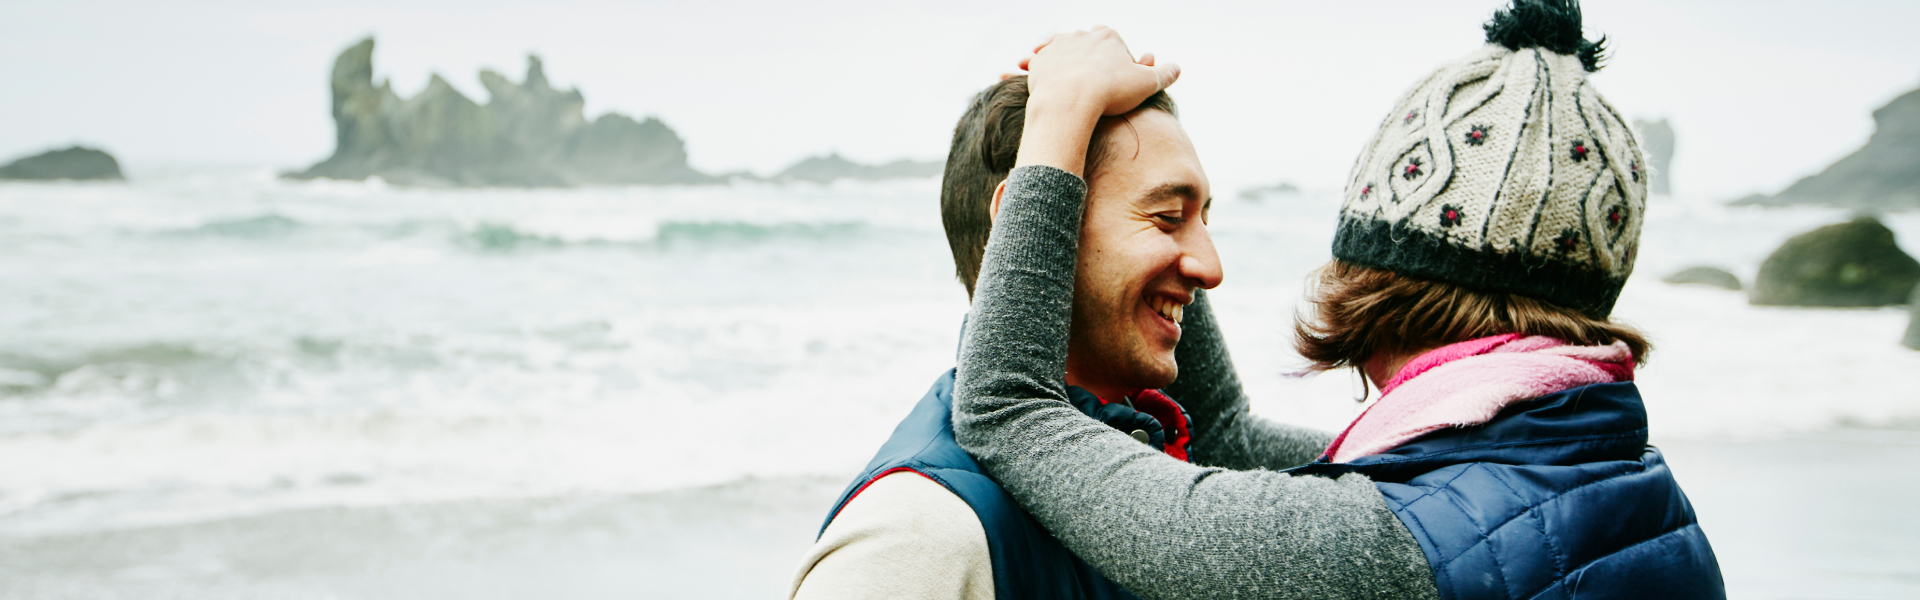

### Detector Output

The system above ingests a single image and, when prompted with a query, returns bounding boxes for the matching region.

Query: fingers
[1138,52,1155,67]
[1031,33,1057,55]
[1018,55,1032,71]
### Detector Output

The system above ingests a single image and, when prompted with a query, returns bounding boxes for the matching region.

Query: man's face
[1064,109,1223,399]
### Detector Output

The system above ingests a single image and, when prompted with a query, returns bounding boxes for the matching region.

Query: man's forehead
[1089,113,1207,202]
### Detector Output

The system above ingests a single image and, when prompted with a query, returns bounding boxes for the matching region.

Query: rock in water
[773,153,942,184]
[1663,266,1741,290]
[1632,118,1674,195]
[0,147,124,180]
[1750,217,1920,307]
[1238,181,1302,201]
[1906,288,1920,350]
[288,38,716,187]
[1734,86,1920,209]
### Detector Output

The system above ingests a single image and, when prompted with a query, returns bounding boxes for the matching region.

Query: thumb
[1149,62,1181,92]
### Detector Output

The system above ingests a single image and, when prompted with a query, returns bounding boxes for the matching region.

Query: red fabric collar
[1096,389,1191,462]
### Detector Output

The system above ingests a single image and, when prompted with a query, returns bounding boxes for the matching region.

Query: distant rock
[1663,266,1741,290]
[0,146,124,181]
[1905,288,1920,350]
[1632,118,1674,195]
[287,38,717,187]
[1750,216,1920,307]
[1239,181,1301,201]
[1734,86,1920,209]
[774,153,941,184]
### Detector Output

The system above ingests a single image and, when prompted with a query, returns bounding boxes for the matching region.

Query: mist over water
[2,168,1918,598]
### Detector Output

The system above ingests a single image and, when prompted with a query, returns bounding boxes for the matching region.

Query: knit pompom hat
[1333,0,1646,319]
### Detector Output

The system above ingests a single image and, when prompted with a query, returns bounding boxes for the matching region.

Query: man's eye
[1155,213,1186,226]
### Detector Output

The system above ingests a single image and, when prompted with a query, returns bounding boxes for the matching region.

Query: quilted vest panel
[819,370,1142,600]
[1291,383,1725,600]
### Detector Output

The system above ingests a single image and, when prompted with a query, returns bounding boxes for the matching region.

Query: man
[788,71,1218,600]
[950,13,1723,600]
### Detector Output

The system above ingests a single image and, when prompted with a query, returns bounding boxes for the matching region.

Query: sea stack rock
[1905,288,1920,350]
[1750,216,1920,307]
[1632,118,1674,195]
[1734,86,1920,209]
[1239,181,1302,201]
[774,153,942,184]
[0,146,124,181]
[1662,266,1741,290]
[288,38,716,187]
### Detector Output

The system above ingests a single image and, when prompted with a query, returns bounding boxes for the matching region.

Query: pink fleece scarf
[1322,334,1635,463]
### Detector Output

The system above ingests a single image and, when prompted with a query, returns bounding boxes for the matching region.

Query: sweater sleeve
[789,472,994,600]
[951,165,1439,600]
[1164,290,1336,471]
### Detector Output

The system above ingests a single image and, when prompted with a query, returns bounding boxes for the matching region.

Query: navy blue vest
[1289,382,1726,600]
[818,370,1141,600]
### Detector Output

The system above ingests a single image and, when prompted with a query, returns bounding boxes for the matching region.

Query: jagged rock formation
[288,38,717,187]
[1632,118,1674,195]
[774,153,941,184]
[1750,216,1920,307]
[1905,288,1920,350]
[0,147,124,181]
[1238,181,1301,200]
[1734,86,1920,209]
[1662,266,1741,290]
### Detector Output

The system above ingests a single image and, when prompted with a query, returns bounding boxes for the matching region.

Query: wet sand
[1658,428,1920,599]
[4,429,1917,599]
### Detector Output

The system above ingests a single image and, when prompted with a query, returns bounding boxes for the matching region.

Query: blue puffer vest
[817,370,1143,600]
[1288,382,1726,600]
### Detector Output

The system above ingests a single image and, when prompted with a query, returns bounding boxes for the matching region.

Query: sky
[3,0,1917,198]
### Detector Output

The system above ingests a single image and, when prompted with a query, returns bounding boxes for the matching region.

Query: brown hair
[1293,260,1651,372]
[940,75,1176,296]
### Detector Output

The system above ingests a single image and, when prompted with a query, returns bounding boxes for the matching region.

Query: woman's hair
[1293,260,1651,372]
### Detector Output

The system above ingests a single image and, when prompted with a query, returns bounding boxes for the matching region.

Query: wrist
[1014,99,1102,176]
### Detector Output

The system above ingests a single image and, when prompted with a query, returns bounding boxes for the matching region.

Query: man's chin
[1132,356,1179,391]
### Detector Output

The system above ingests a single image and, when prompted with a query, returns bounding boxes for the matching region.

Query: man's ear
[989,180,1007,223]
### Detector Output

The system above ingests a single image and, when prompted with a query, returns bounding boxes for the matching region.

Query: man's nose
[1177,224,1224,290]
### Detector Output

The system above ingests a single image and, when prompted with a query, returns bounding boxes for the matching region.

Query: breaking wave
[147,214,877,252]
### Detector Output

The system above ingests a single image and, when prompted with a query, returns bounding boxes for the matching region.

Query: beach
[2,167,1917,598]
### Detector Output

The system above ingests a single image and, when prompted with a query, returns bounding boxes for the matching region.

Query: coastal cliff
[1735,86,1920,209]
[288,39,716,187]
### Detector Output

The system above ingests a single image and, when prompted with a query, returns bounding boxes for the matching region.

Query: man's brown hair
[1294,260,1651,372]
[940,75,1175,296]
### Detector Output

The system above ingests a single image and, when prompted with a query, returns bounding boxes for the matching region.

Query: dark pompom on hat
[1484,0,1607,72]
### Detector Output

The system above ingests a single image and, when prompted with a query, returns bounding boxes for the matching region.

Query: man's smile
[1149,295,1186,326]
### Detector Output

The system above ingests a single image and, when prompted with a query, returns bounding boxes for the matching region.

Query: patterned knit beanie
[1333,0,1646,319]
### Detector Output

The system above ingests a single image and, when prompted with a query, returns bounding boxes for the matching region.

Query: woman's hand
[1012,26,1180,177]
[1023,27,1180,118]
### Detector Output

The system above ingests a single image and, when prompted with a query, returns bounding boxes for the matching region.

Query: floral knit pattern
[1334,45,1650,318]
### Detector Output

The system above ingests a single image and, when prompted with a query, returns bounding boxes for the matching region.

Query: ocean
[2,167,1918,599]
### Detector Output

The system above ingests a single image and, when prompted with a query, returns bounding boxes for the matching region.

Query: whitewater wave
[142,213,880,253]
[5,167,1918,543]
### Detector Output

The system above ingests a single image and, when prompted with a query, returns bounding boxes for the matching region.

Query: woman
[951,1,1726,599]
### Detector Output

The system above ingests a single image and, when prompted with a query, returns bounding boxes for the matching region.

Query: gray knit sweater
[952,166,1441,600]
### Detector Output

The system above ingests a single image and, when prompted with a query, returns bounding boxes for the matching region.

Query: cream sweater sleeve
[789,471,994,600]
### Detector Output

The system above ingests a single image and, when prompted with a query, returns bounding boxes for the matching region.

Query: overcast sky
[3,0,1917,197]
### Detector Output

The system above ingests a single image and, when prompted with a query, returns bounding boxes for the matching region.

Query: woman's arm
[954,166,1437,600]
[1166,291,1336,471]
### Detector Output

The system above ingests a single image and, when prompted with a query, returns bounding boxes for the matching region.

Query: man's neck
[1064,372,1132,405]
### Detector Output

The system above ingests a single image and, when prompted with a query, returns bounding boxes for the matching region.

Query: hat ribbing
[1332,0,1646,319]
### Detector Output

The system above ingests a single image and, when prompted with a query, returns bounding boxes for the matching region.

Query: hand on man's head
[1021,26,1181,118]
